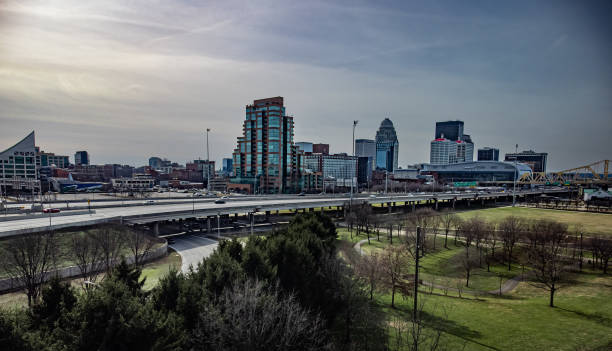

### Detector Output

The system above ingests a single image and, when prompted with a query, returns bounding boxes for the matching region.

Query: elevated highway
[0,188,569,238]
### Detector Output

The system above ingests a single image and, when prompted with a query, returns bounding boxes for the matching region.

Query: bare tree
[389,298,449,351]
[380,245,410,308]
[92,225,125,274]
[71,232,105,290]
[194,278,331,351]
[407,208,437,256]
[500,216,524,270]
[462,253,478,288]
[126,228,157,266]
[2,231,57,307]
[591,236,612,274]
[355,252,382,300]
[527,219,568,307]
[439,210,459,249]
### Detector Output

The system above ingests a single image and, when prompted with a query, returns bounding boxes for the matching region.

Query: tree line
[1,224,157,307]
[0,213,392,351]
[346,206,611,308]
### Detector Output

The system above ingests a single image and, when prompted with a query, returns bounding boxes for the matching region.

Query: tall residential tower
[231,97,302,193]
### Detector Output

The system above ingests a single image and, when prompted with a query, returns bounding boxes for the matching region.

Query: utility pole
[206,129,211,193]
[413,226,421,322]
[512,143,518,207]
[350,120,358,208]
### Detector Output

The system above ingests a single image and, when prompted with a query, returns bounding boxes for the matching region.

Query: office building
[504,150,548,173]
[36,147,70,168]
[375,118,399,171]
[149,157,163,169]
[231,97,302,193]
[312,143,329,155]
[355,139,376,184]
[295,142,313,153]
[75,151,89,166]
[435,121,464,142]
[430,138,458,165]
[0,131,39,192]
[430,120,474,165]
[304,153,357,188]
[222,158,233,175]
[478,147,499,161]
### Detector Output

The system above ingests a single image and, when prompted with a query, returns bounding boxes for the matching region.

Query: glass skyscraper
[375,119,399,171]
[231,97,302,193]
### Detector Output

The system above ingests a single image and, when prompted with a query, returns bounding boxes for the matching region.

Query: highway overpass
[0,189,569,238]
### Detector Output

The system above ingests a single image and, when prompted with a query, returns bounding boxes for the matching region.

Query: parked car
[43,208,61,213]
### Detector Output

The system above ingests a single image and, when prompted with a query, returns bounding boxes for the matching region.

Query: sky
[0,0,611,171]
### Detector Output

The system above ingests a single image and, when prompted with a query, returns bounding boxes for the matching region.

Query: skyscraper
[430,120,474,164]
[375,119,399,171]
[355,139,376,183]
[478,147,499,161]
[231,97,302,193]
[75,151,89,166]
[435,121,464,142]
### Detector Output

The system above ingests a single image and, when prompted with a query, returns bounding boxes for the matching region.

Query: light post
[350,120,358,208]
[513,144,518,207]
[385,170,388,194]
[206,129,211,193]
[217,213,221,240]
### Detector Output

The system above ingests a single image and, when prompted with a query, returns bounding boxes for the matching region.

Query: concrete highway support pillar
[481,199,485,208]
[435,199,439,211]
[467,199,471,207]
[412,202,415,212]
[153,222,160,236]
[452,199,456,210]
[207,217,212,233]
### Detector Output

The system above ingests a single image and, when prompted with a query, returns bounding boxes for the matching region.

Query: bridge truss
[519,160,610,185]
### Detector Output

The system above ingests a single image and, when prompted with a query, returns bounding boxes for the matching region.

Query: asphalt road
[0,189,566,237]
[168,234,218,273]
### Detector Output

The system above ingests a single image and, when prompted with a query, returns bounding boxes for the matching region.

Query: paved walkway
[169,234,218,273]
[353,238,524,296]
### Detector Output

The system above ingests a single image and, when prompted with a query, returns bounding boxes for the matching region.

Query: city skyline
[1,0,611,170]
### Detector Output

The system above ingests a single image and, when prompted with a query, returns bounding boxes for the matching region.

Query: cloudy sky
[1,0,610,171]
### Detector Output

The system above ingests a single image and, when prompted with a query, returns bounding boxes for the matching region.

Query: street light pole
[206,129,211,193]
[350,120,358,208]
[513,143,518,207]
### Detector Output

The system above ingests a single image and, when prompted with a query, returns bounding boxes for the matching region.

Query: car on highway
[369,194,377,198]
[298,192,306,196]
[214,199,226,204]
[43,208,61,213]
[143,200,155,205]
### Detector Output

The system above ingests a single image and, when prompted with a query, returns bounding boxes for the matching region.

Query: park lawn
[457,207,612,236]
[140,249,182,290]
[375,270,612,351]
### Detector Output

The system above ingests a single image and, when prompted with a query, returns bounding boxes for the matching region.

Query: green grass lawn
[457,207,612,236]
[140,248,182,290]
[376,270,612,351]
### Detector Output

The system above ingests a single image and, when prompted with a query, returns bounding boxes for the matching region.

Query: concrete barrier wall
[0,241,168,292]
[0,210,96,222]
